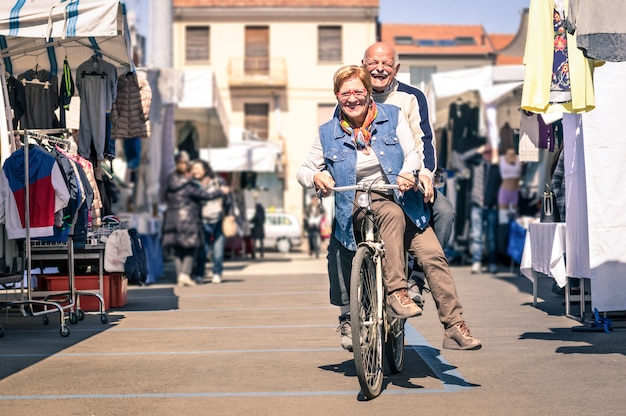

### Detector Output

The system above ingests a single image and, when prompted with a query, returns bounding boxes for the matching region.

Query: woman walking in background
[190,159,232,284]
[250,203,266,259]
[162,151,229,287]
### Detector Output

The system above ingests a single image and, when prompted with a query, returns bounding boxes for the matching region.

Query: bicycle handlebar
[330,182,399,193]
[330,181,425,194]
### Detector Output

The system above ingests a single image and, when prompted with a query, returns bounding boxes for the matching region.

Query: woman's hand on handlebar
[314,172,335,197]
[396,173,415,196]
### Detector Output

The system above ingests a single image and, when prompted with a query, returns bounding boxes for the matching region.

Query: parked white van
[261,212,303,253]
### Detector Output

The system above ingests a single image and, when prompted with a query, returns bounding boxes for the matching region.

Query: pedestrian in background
[304,194,324,258]
[250,202,266,259]
[190,159,232,284]
[162,151,228,287]
[465,143,502,274]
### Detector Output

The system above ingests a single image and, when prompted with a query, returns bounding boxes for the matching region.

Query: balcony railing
[228,57,287,88]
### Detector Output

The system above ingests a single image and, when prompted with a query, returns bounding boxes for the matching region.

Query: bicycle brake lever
[412,170,426,194]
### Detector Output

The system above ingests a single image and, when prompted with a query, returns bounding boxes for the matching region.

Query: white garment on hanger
[104,229,132,272]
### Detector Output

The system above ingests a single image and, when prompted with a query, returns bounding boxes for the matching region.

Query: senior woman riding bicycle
[297,65,481,350]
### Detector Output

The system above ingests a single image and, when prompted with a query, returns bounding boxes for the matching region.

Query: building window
[455,36,476,46]
[394,36,413,45]
[318,26,342,62]
[185,26,209,62]
[245,103,269,140]
[245,26,269,74]
[410,66,436,89]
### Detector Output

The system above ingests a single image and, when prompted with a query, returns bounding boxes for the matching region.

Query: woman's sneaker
[336,313,352,352]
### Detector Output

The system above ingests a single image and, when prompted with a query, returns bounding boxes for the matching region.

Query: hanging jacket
[111,71,152,139]
[0,146,70,239]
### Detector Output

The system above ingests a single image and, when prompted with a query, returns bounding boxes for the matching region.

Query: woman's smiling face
[337,77,370,126]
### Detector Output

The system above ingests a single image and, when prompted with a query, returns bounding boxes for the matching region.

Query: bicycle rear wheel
[385,316,405,373]
[350,246,384,399]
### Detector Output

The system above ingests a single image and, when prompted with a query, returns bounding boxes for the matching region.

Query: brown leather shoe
[443,321,482,350]
[386,288,422,319]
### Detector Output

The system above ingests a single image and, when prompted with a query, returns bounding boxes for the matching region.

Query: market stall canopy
[200,140,282,173]
[424,65,525,128]
[0,0,132,76]
[174,69,229,148]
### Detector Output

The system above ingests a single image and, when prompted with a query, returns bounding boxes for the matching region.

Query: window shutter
[245,26,269,73]
[185,26,209,61]
[318,26,342,62]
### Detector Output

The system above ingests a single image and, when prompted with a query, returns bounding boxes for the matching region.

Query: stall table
[520,222,588,317]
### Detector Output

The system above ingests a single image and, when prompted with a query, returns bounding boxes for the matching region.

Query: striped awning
[0,0,132,76]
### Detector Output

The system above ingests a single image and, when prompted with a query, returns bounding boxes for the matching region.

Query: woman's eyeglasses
[336,89,367,100]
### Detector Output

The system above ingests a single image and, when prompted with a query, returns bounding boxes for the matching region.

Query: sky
[379,0,530,34]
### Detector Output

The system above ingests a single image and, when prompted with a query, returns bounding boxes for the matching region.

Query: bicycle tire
[385,317,405,373]
[350,246,384,399]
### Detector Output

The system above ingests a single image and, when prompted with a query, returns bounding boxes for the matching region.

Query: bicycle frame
[330,181,406,399]
[330,181,400,318]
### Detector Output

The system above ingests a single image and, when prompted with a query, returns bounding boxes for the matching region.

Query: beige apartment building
[172,0,379,221]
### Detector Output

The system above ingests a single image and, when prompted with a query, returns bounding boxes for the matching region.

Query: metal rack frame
[0,130,76,337]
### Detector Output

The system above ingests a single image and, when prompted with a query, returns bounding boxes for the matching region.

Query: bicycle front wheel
[385,316,405,373]
[350,246,384,399]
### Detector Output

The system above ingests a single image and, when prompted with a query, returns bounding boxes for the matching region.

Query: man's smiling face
[363,43,399,93]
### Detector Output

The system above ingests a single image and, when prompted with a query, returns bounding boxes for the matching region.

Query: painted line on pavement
[0,322,474,400]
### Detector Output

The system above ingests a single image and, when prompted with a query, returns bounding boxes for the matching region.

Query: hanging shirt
[567,0,626,62]
[521,0,600,114]
[16,69,59,129]
[550,4,572,103]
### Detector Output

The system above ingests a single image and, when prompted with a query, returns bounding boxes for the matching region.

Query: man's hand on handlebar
[419,174,435,203]
[313,172,335,197]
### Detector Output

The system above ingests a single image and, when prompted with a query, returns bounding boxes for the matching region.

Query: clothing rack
[25,129,73,150]
[0,130,73,337]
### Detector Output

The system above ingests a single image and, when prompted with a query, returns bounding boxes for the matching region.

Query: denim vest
[319,103,430,251]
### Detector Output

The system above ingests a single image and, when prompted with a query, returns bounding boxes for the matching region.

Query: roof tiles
[382,24,495,56]
[174,0,378,7]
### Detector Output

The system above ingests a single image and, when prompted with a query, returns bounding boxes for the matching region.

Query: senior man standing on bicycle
[297,65,481,351]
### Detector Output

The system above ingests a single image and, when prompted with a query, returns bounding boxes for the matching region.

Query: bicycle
[330,180,416,399]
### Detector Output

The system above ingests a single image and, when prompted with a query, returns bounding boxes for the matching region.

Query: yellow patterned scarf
[340,101,378,150]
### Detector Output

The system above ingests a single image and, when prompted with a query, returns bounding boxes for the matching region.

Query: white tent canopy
[428,65,525,101]
[0,0,132,76]
[425,65,525,148]
[0,0,133,164]
[200,141,282,173]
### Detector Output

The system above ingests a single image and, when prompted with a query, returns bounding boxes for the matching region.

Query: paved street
[1,250,625,415]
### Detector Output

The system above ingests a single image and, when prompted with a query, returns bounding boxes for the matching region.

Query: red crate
[39,274,110,312]
[109,273,127,308]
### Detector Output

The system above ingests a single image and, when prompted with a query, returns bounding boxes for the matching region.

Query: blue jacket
[319,103,430,251]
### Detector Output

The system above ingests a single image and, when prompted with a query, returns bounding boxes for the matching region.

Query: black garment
[448,101,471,153]
[484,164,502,208]
[6,75,25,129]
[250,204,265,240]
[17,68,60,129]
